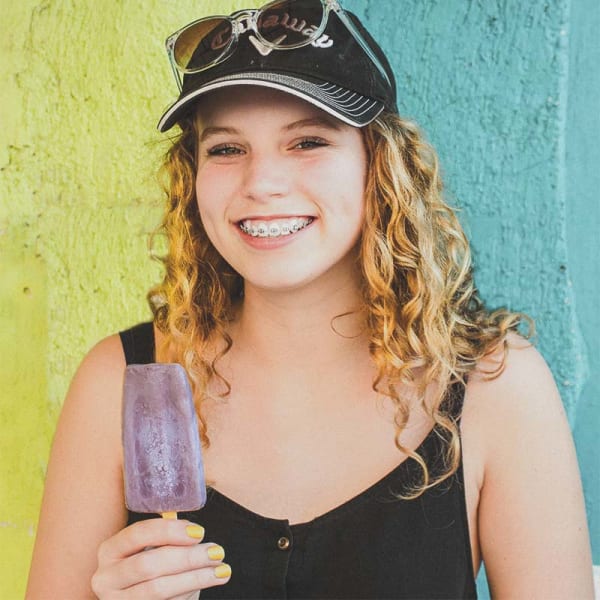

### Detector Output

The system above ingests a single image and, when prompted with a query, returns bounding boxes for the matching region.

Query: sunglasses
[165,0,391,92]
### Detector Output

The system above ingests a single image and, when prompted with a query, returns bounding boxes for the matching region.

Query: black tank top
[121,322,477,599]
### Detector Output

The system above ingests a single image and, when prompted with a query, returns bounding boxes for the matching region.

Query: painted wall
[1,1,597,597]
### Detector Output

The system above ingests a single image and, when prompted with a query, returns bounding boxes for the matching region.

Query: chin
[245,273,317,293]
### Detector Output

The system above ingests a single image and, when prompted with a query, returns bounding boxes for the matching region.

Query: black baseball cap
[158,5,397,132]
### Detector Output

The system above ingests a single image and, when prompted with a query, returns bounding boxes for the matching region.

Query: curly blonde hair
[148,111,530,497]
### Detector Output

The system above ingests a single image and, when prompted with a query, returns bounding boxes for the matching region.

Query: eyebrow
[199,126,239,143]
[283,116,344,132]
[199,116,343,143]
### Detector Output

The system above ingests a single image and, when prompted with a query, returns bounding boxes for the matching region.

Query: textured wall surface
[1,0,598,597]
[566,0,600,581]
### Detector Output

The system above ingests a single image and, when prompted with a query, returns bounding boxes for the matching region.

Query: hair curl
[148,111,531,497]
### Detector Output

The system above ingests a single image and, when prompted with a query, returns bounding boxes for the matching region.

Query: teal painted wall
[1,0,597,596]
[566,0,600,575]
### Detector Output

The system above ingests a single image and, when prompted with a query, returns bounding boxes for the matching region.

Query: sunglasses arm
[166,37,184,92]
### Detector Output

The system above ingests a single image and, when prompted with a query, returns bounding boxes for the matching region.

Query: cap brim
[157,72,385,132]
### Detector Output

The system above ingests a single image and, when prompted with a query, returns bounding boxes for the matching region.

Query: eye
[293,137,329,150]
[206,144,244,157]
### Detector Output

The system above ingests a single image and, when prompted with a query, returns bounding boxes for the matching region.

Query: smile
[238,217,314,238]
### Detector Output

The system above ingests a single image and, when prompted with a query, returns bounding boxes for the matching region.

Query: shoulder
[67,333,127,406]
[459,331,570,522]
[63,321,159,438]
[81,332,126,372]
[462,332,567,467]
[55,333,128,467]
[467,331,557,398]
[75,320,155,381]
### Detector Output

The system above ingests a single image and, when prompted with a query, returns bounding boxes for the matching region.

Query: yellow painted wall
[0,2,254,597]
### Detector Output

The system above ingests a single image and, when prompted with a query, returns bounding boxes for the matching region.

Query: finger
[122,562,232,599]
[110,542,226,589]
[98,519,205,562]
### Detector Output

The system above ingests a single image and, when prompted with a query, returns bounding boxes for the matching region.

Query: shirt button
[277,536,291,550]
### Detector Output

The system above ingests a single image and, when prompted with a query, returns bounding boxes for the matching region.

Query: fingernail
[186,525,205,540]
[214,563,232,579]
[207,545,225,560]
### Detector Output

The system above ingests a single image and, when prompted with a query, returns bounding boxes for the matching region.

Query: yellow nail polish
[214,564,232,579]
[207,545,225,560]
[185,525,205,540]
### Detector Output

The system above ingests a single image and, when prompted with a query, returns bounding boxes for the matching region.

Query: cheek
[322,154,367,221]
[194,188,224,257]
[194,167,230,229]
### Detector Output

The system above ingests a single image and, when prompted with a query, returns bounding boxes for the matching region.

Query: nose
[241,151,291,203]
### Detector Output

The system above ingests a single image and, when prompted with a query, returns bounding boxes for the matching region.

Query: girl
[27,1,593,598]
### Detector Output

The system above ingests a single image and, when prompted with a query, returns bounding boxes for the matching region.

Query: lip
[234,217,315,249]
[234,214,314,223]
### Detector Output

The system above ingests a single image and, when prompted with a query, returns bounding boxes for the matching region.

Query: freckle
[23,287,32,296]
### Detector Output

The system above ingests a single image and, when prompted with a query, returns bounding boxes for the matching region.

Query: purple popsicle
[122,363,206,516]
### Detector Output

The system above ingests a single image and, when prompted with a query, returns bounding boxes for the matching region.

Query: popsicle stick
[144,512,177,551]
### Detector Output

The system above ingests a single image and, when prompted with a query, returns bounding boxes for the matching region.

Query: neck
[231,268,369,371]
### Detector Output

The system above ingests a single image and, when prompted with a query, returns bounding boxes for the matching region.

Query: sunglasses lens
[174,18,234,71]
[257,0,325,48]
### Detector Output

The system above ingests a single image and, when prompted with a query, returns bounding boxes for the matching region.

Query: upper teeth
[240,217,313,238]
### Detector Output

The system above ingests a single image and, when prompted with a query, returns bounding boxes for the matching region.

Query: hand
[91,519,231,599]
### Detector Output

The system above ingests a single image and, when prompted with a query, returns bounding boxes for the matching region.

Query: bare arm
[465,337,594,599]
[26,335,129,597]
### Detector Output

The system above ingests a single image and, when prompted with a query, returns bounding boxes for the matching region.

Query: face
[194,86,367,294]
